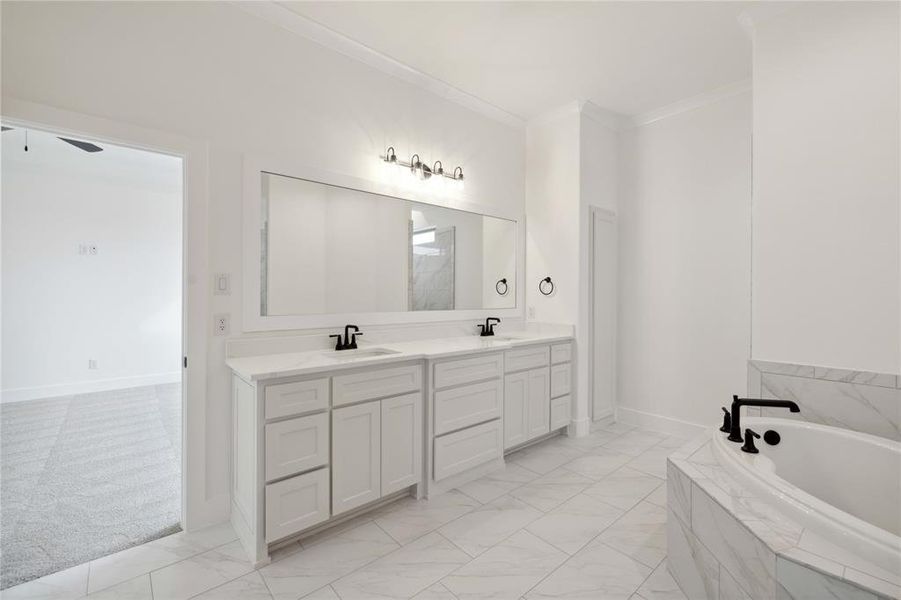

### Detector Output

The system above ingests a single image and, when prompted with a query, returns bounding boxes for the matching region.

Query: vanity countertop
[227,331,573,382]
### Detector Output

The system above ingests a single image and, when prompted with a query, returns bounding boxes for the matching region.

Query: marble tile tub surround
[5,422,695,600]
[747,360,901,441]
[666,434,901,600]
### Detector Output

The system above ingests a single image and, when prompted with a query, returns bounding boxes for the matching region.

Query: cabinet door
[503,371,529,450]
[332,401,381,515]
[381,392,423,495]
[527,367,551,440]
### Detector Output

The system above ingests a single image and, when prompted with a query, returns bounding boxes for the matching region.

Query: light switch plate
[213,273,231,295]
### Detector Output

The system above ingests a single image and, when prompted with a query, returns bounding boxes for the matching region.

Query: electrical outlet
[214,313,230,336]
[528,306,536,319]
[88,359,98,369]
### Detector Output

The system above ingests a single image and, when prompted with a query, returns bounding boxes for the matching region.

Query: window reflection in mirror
[261,172,516,316]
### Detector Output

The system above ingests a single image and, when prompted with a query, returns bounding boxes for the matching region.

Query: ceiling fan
[1,126,103,153]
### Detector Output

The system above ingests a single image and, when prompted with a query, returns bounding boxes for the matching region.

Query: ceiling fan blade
[58,137,103,153]
[1,126,13,132]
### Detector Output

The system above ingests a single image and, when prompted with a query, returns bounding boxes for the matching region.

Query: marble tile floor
[3,422,691,600]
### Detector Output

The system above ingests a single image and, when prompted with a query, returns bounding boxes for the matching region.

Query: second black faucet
[330,324,363,351]
[477,317,501,337]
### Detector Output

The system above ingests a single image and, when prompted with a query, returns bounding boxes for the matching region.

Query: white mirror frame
[242,154,525,332]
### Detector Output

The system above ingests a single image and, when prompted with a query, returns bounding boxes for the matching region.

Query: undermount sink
[491,334,530,341]
[326,348,400,361]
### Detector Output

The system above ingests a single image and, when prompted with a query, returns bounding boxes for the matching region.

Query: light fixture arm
[380,147,464,186]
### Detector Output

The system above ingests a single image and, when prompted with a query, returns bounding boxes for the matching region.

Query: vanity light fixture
[379,146,464,189]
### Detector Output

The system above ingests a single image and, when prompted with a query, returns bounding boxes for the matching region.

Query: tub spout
[728,395,800,443]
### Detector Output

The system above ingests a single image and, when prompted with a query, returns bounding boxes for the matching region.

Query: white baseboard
[589,414,616,432]
[1,371,182,403]
[568,417,592,437]
[615,407,705,438]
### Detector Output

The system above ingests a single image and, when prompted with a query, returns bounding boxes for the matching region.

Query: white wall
[0,1,525,519]
[1,128,182,402]
[525,108,581,326]
[618,91,752,429]
[751,2,900,374]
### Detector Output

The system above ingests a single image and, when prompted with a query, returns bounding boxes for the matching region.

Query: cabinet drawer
[433,353,503,390]
[265,378,329,420]
[551,395,571,430]
[333,365,421,407]
[505,345,549,373]
[433,419,502,481]
[434,379,502,435]
[551,343,572,365]
[265,468,329,542]
[551,363,572,398]
[265,412,329,481]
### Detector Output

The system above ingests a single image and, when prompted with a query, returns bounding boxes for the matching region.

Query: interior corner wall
[1,1,525,520]
[618,91,752,428]
[751,2,900,374]
[577,113,620,428]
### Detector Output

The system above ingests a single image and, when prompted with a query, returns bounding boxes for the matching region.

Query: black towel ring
[539,276,554,296]
[495,278,508,296]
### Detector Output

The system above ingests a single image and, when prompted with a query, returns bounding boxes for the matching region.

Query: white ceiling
[2,127,182,194]
[279,1,757,120]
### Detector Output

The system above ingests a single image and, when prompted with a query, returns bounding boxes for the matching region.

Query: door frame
[587,206,617,421]
[1,98,216,530]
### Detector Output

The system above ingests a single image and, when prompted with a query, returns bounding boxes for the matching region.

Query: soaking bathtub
[712,417,901,575]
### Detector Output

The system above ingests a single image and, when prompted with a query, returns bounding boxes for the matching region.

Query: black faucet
[728,395,799,443]
[741,429,761,454]
[329,325,363,351]
[477,317,501,337]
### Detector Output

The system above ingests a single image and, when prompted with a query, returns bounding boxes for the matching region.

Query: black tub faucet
[728,395,800,443]
[477,317,501,337]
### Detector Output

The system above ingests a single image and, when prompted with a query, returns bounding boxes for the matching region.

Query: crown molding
[737,4,799,39]
[579,100,631,131]
[527,100,629,131]
[526,100,582,128]
[628,79,751,128]
[232,1,525,129]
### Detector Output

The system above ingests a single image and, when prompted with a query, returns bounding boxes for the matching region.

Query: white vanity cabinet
[503,342,572,451]
[230,361,423,566]
[430,352,505,483]
[228,333,573,565]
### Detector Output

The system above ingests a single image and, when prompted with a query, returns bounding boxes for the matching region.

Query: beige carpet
[0,383,182,589]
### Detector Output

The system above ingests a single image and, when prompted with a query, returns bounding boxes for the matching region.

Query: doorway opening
[0,125,184,589]
[589,207,617,422]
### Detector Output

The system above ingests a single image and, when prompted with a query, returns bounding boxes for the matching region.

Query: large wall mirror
[245,165,519,330]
